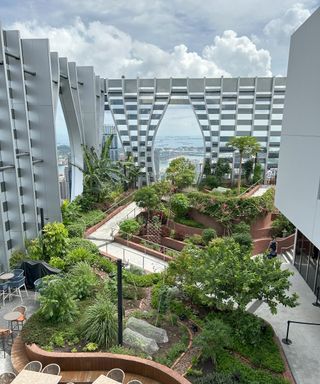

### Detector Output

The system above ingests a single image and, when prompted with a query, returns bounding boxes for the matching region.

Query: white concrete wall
[276,8,320,249]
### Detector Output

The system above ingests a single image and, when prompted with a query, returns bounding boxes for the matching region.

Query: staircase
[281,249,294,264]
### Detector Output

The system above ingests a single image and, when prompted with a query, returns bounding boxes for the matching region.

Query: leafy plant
[151,283,170,313]
[232,232,253,254]
[202,228,217,245]
[135,186,160,217]
[81,298,117,349]
[9,250,27,268]
[69,262,98,300]
[271,213,295,237]
[166,157,196,190]
[65,247,95,267]
[170,193,190,218]
[232,222,251,234]
[67,237,100,255]
[119,219,141,238]
[42,222,69,260]
[39,276,78,323]
[186,234,204,246]
[49,256,66,270]
[192,372,236,384]
[83,342,99,351]
[66,223,85,238]
[61,199,81,225]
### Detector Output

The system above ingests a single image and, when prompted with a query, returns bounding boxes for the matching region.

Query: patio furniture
[0,282,10,305]
[3,312,21,332]
[10,269,24,278]
[8,276,28,302]
[0,329,13,358]
[0,372,16,384]
[33,278,43,301]
[10,306,27,331]
[106,368,125,383]
[93,376,120,384]
[42,363,61,375]
[10,370,61,384]
[23,360,42,372]
[0,273,14,281]
[127,380,143,384]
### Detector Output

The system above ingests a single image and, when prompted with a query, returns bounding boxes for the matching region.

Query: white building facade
[276,8,320,293]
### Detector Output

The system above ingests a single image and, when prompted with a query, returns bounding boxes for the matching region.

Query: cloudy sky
[2,0,318,140]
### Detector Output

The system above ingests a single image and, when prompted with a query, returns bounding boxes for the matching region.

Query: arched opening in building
[153,104,205,182]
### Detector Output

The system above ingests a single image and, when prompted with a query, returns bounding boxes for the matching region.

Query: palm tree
[72,135,125,202]
[118,152,141,190]
[227,136,261,194]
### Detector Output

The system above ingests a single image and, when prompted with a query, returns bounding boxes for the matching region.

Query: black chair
[8,276,28,302]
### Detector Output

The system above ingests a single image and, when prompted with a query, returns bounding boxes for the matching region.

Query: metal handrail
[103,191,135,216]
[282,320,320,345]
[130,234,180,255]
[239,177,264,197]
[280,244,294,255]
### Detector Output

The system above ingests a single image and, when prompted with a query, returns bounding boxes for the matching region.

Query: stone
[123,328,159,355]
[126,317,169,343]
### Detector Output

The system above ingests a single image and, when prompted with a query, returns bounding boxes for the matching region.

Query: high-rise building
[104,125,120,161]
[105,77,286,184]
[0,24,105,270]
[276,8,320,293]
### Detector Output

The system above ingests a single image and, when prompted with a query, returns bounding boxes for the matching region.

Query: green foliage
[135,186,160,213]
[108,345,148,359]
[79,210,106,228]
[168,237,298,313]
[152,180,171,198]
[69,262,98,300]
[203,158,212,176]
[200,175,220,190]
[61,199,81,226]
[9,250,27,268]
[151,283,170,313]
[73,192,96,212]
[186,234,204,246]
[42,222,68,260]
[66,223,85,238]
[25,238,43,260]
[187,187,275,230]
[123,270,161,287]
[49,256,66,270]
[243,159,254,182]
[232,222,251,234]
[81,298,117,349]
[67,237,100,255]
[166,157,196,190]
[202,228,217,245]
[215,158,231,181]
[65,247,95,267]
[231,232,253,254]
[170,193,190,218]
[119,219,141,238]
[195,319,232,364]
[94,256,116,274]
[83,342,99,351]
[271,213,295,237]
[253,163,263,184]
[39,276,78,323]
[175,217,205,228]
[192,372,236,384]
[98,277,118,303]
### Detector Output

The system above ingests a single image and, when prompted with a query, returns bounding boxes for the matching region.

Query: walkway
[253,260,320,384]
[87,202,167,273]
[251,185,271,197]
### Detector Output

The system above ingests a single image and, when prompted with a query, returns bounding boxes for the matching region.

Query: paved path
[87,202,167,273]
[251,185,271,197]
[254,261,320,384]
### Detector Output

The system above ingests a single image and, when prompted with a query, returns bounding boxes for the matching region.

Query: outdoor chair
[106,368,125,383]
[11,305,27,331]
[42,363,61,375]
[127,380,143,384]
[0,282,9,306]
[33,278,43,301]
[8,276,28,302]
[0,329,13,358]
[11,269,24,278]
[0,372,16,384]
[23,360,42,372]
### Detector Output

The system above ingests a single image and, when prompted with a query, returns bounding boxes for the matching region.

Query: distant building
[59,175,69,200]
[104,125,119,161]
[153,148,160,179]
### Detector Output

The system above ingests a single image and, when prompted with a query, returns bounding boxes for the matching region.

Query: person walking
[268,236,278,259]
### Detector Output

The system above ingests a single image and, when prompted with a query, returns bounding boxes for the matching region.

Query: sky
[2,0,319,141]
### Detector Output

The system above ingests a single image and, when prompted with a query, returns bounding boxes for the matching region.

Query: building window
[3,201,8,212]
[23,222,27,231]
[7,239,12,250]
[0,182,6,192]
[5,220,10,231]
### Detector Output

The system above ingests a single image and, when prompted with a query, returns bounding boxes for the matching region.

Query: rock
[123,328,159,355]
[126,317,169,343]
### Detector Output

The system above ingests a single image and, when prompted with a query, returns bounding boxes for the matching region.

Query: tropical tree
[166,157,196,190]
[214,158,230,183]
[119,152,141,190]
[168,237,298,314]
[134,186,160,219]
[72,135,124,202]
[203,158,212,176]
[227,136,261,194]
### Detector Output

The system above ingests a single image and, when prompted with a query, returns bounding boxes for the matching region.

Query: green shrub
[65,247,96,267]
[175,217,205,228]
[186,234,204,246]
[192,372,236,384]
[61,199,81,225]
[200,175,220,190]
[81,298,117,349]
[123,284,145,300]
[80,210,106,228]
[232,222,251,234]
[229,310,264,347]
[93,256,116,273]
[231,232,253,254]
[49,256,66,270]
[83,342,99,351]
[39,276,78,323]
[67,238,100,255]
[252,163,263,184]
[9,250,27,268]
[123,271,161,287]
[108,345,148,358]
[271,213,295,238]
[69,262,98,300]
[202,228,217,245]
[98,277,118,303]
[170,193,190,218]
[42,222,69,260]
[66,223,85,238]
[151,283,170,313]
[119,219,141,238]
[195,319,232,364]
[25,238,43,260]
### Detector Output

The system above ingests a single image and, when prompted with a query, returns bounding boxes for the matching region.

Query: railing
[282,320,320,345]
[239,177,263,197]
[130,234,180,257]
[280,244,294,256]
[105,241,167,273]
[103,191,135,216]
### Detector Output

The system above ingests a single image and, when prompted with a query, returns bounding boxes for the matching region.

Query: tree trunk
[237,153,243,194]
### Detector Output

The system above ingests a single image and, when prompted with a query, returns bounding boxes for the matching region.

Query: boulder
[123,328,159,355]
[126,317,169,343]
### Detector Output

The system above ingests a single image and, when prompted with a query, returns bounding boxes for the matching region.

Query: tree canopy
[166,157,196,190]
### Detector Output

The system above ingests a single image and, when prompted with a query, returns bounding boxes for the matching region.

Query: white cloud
[203,30,272,77]
[263,3,311,44]
[10,19,272,78]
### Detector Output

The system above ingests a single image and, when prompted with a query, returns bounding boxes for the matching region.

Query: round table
[4,311,21,331]
[0,273,14,281]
